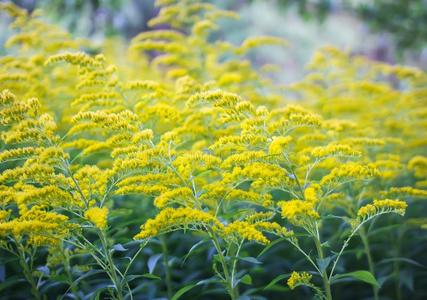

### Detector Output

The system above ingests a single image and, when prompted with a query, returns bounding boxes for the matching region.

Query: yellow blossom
[85,207,109,230]
[279,200,319,226]
[287,271,312,290]
[357,199,407,219]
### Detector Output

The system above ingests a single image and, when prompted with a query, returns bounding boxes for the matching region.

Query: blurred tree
[356,0,427,52]
[265,0,427,53]
[6,0,427,53]
[5,0,156,38]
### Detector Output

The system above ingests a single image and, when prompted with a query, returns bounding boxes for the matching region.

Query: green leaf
[196,277,221,286]
[111,243,127,252]
[400,269,414,291]
[128,273,161,281]
[147,254,162,274]
[182,239,207,265]
[0,275,25,291]
[240,274,252,285]
[378,257,425,268]
[239,256,262,265]
[317,256,332,273]
[143,273,161,280]
[257,237,286,258]
[94,289,104,300]
[171,283,197,300]
[263,274,289,290]
[332,270,379,287]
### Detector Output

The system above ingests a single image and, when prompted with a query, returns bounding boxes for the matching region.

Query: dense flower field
[0,1,426,299]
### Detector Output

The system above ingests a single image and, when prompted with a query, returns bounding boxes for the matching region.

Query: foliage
[0,1,426,300]
[266,0,427,52]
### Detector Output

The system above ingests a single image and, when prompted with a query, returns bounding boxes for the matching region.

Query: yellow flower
[408,156,427,178]
[268,136,293,155]
[0,206,73,246]
[45,52,104,68]
[310,144,360,159]
[134,207,223,240]
[154,187,194,208]
[383,187,427,198]
[85,207,109,230]
[357,199,407,219]
[224,221,269,244]
[304,184,320,203]
[279,200,319,226]
[0,210,11,222]
[287,271,312,290]
[321,162,379,186]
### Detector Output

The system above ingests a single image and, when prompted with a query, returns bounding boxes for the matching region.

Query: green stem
[230,241,243,297]
[98,231,124,300]
[160,236,173,299]
[63,248,81,299]
[394,230,404,300]
[359,227,379,300]
[283,154,305,199]
[16,244,43,300]
[314,235,332,300]
[208,229,238,300]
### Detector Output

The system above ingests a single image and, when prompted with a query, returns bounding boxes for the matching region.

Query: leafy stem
[16,242,44,300]
[313,224,332,300]
[98,230,125,300]
[208,228,238,300]
[160,235,173,299]
[359,226,379,300]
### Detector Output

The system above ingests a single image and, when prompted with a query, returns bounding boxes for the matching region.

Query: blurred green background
[1,0,427,80]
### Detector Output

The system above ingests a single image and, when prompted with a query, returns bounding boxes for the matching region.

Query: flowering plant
[0,1,425,300]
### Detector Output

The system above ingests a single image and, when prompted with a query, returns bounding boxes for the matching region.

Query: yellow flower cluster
[45,52,104,68]
[385,187,427,198]
[154,187,194,208]
[0,205,74,246]
[408,156,427,187]
[224,221,269,244]
[321,163,379,186]
[357,199,407,219]
[310,144,361,159]
[268,136,293,155]
[84,207,109,230]
[0,1,424,298]
[134,207,224,240]
[287,271,312,290]
[304,184,320,203]
[279,200,319,226]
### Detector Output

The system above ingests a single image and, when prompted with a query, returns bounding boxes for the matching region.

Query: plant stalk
[208,229,239,300]
[359,227,379,300]
[314,236,332,300]
[98,231,124,300]
[17,244,43,300]
[160,236,173,299]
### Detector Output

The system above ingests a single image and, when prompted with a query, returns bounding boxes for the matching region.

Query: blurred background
[1,0,427,82]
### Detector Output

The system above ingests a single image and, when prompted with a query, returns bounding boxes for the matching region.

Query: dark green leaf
[147,254,162,274]
[240,274,252,285]
[257,237,286,258]
[263,274,289,290]
[126,273,161,282]
[171,283,197,300]
[0,265,5,282]
[317,256,332,273]
[239,257,262,265]
[400,269,414,291]
[332,270,379,287]
[182,239,207,264]
[378,257,425,268]
[112,243,127,252]
[196,277,221,286]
